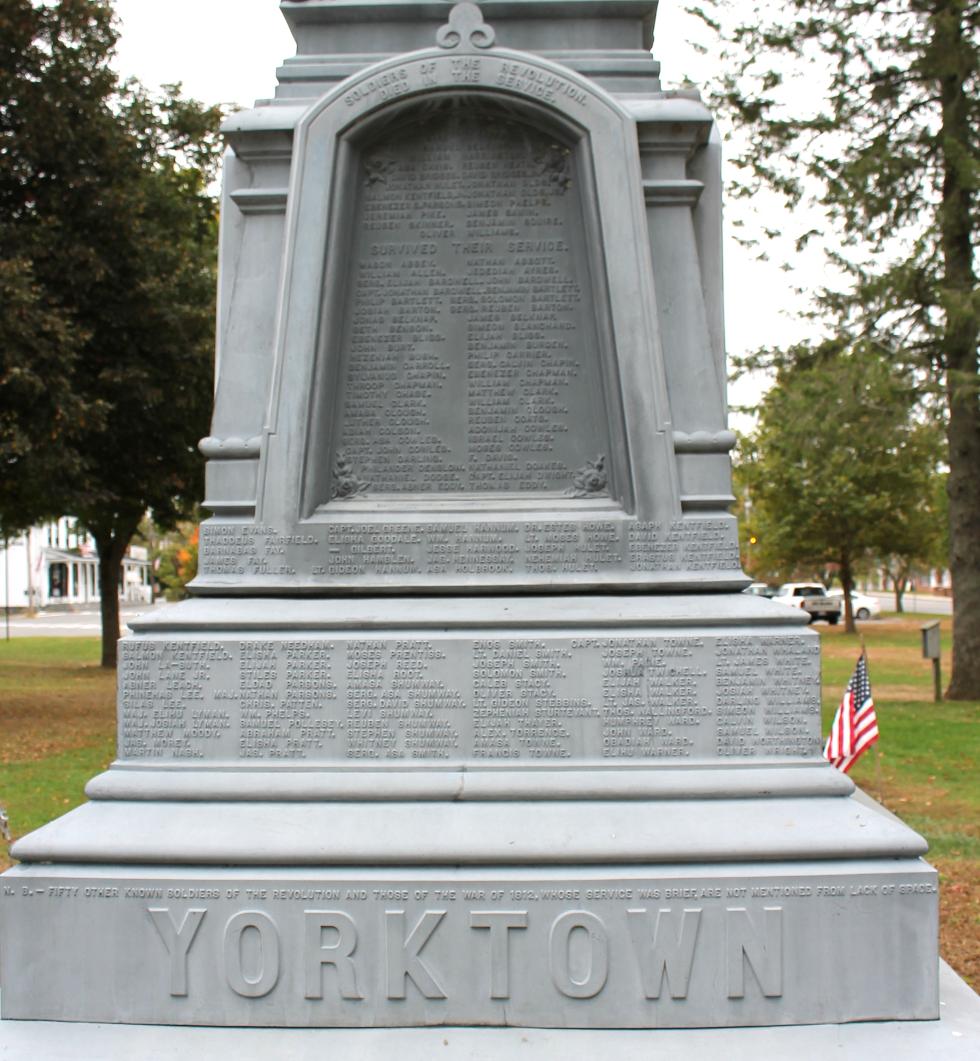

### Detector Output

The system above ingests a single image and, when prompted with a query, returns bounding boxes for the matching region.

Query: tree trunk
[840,555,855,635]
[894,576,905,614]
[935,2,980,699]
[946,384,980,699]
[891,566,911,613]
[95,531,128,669]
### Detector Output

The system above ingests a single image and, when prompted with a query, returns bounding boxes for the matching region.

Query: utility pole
[24,526,38,617]
[3,531,10,641]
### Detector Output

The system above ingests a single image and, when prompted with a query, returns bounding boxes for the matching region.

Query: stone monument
[2,0,969,1051]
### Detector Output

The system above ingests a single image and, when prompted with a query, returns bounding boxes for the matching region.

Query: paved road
[868,591,953,617]
[0,602,169,638]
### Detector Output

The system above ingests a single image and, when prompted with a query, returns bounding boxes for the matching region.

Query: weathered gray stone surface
[110,617,822,768]
[0,0,963,1042]
[1,964,977,1058]
[0,862,938,1027]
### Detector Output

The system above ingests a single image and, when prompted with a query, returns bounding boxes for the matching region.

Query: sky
[111,0,816,413]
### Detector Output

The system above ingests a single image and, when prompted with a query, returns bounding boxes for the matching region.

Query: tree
[695,1,979,695]
[154,519,200,602]
[0,1,223,666]
[0,0,114,534]
[746,341,943,634]
[0,259,92,536]
[731,432,769,580]
[70,82,221,666]
[880,469,948,611]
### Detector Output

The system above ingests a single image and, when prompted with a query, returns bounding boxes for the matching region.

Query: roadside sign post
[920,621,942,703]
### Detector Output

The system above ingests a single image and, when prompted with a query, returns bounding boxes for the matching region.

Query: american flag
[824,653,879,773]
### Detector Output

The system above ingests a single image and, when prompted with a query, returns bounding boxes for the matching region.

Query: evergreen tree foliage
[694,0,979,696]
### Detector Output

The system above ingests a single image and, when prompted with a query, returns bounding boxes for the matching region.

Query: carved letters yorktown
[148,904,782,1003]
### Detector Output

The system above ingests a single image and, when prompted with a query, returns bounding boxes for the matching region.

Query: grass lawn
[1,620,977,989]
[818,616,979,989]
[0,638,116,842]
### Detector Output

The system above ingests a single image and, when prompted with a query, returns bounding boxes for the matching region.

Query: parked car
[744,582,777,598]
[771,582,842,623]
[827,589,881,620]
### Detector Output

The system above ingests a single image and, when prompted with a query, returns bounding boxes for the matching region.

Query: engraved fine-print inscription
[197,517,743,582]
[116,633,821,765]
[332,106,610,496]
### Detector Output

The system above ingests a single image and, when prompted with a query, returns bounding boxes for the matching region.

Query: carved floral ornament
[331,452,370,500]
[568,456,609,498]
[436,3,496,51]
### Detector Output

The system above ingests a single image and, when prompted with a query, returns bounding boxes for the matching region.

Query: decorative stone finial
[436,3,495,51]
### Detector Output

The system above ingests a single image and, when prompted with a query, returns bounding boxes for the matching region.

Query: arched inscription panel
[325,100,612,501]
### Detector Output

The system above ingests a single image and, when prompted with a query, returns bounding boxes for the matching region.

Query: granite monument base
[0,595,942,1031]
[0,859,938,1028]
[0,964,977,1060]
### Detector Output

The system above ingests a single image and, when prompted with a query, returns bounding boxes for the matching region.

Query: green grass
[823,699,978,789]
[0,637,106,703]
[3,739,116,838]
[1,637,116,860]
[821,657,949,693]
[817,618,979,868]
[830,611,953,648]
[0,635,101,668]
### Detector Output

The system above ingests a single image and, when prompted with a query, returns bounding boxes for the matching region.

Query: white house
[0,518,151,611]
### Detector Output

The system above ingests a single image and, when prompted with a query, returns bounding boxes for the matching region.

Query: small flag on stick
[825,652,879,773]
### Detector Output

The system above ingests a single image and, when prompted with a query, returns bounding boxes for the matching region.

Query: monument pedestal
[1,595,941,1029]
[2,0,969,1043]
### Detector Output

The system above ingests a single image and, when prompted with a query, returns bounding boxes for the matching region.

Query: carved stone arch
[258,44,680,538]
[307,91,628,515]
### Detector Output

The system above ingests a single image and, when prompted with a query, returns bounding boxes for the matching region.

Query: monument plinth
[1,0,946,1040]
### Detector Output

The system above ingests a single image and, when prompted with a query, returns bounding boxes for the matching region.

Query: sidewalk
[0,601,169,638]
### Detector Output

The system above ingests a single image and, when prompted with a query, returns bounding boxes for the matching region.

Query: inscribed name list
[117,632,821,764]
[332,108,609,498]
